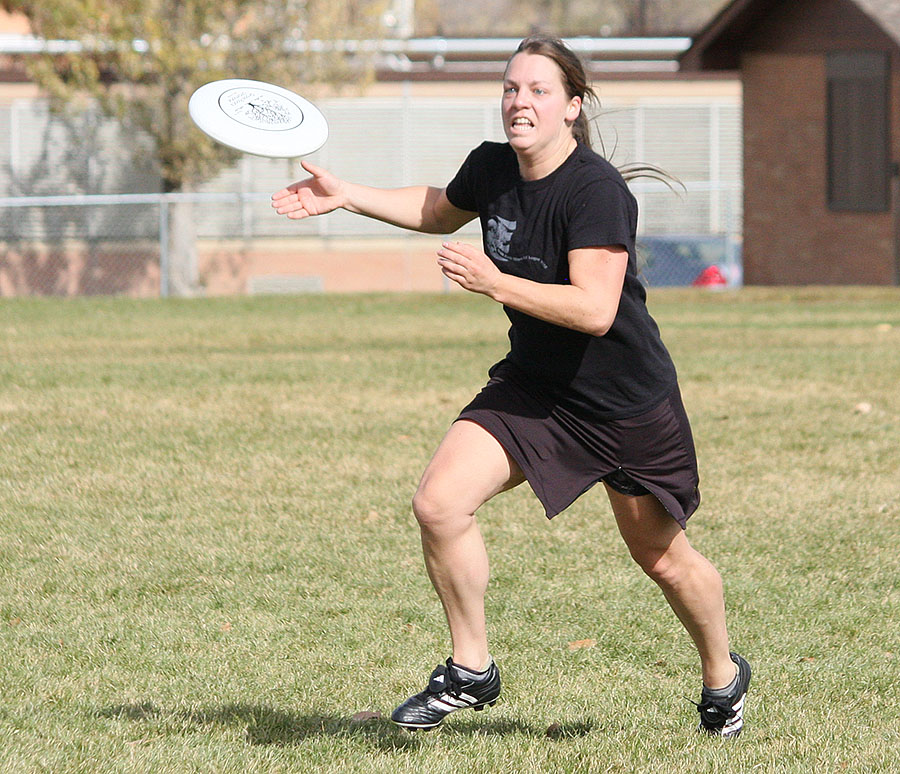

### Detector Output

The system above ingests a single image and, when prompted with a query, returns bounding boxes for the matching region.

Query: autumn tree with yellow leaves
[3,0,389,293]
[3,0,388,190]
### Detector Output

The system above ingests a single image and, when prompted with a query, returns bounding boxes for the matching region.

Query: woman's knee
[628,542,673,583]
[411,482,440,525]
[411,478,472,533]
[630,542,722,593]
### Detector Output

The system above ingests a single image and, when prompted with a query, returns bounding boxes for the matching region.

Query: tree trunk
[166,196,199,297]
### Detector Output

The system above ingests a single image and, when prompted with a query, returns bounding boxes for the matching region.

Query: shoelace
[430,659,465,698]
[695,696,737,720]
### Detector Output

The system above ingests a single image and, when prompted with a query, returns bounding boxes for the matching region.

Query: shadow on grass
[97,702,594,749]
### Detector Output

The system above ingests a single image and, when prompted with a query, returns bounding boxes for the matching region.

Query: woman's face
[502,52,582,159]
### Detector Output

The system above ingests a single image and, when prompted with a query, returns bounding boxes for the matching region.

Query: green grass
[1,287,898,773]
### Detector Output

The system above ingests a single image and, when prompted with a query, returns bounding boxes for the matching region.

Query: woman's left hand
[437,241,503,298]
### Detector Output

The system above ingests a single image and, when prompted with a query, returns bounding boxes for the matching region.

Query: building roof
[0,6,695,80]
[854,0,900,46]
[0,29,702,83]
[680,0,900,70]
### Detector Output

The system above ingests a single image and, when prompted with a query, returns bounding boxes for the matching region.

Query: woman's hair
[510,35,679,188]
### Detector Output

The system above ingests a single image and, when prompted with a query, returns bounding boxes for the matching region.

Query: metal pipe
[893,163,900,285]
[0,34,693,60]
[159,197,169,298]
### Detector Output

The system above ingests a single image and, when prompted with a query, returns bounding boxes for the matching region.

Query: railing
[0,182,742,297]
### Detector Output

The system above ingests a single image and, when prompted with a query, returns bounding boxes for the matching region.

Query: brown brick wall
[742,52,898,286]
[199,238,451,295]
[0,237,456,297]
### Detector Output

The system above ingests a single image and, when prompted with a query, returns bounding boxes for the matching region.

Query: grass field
[1,287,898,773]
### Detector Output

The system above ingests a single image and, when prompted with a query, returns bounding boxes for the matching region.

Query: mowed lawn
[1,287,898,773]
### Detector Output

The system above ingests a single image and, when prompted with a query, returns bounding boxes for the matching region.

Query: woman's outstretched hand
[271,161,346,219]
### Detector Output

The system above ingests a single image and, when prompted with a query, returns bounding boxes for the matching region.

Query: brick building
[681,0,900,286]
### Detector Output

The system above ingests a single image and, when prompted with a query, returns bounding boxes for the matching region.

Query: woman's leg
[605,485,736,689]
[412,419,525,671]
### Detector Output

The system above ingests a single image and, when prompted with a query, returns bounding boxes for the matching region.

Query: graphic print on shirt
[486,215,548,270]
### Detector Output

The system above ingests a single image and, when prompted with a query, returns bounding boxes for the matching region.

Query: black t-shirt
[445,141,677,420]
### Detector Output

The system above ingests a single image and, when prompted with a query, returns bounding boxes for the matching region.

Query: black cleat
[696,652,752,738]
[391,658,501,730]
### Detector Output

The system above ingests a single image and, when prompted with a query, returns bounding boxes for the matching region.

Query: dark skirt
[457,361,700,528]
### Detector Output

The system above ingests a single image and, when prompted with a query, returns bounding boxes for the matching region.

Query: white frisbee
[189,79,328,158]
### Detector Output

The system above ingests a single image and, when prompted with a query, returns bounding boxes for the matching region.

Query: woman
[272,35,750,738]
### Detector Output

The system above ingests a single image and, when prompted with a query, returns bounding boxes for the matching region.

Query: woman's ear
[566,96,582,122]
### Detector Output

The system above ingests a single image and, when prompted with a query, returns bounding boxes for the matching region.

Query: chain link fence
[1,94,742,296]
[0,185,741,297]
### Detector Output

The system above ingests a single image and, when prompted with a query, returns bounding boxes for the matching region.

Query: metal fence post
[159,194,169,298]
[710,103,721,234]
[892,165,900,286]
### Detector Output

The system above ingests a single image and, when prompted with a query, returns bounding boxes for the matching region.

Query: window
[826,51,890,212]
